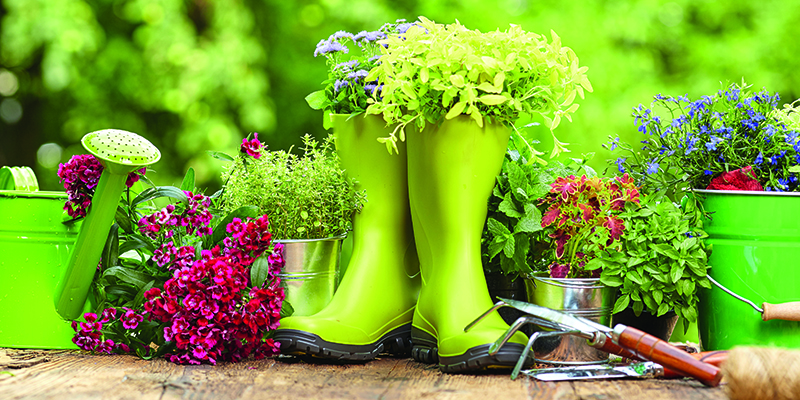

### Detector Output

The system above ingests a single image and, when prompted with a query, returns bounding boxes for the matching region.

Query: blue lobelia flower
[615,157,626,173]
[645,159,659,175]
[705,135,723,151]
[755,151,764,164]
[704,169,714,176]
[608,137,620,151]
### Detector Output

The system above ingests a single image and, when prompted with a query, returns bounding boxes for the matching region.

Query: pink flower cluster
[240,133,263,159]
[154,242,196,270]
[71,309,132,354]
[223,216,273,267]
[137,191,213,240]
[58,154,144,218]
[141,216,285,365]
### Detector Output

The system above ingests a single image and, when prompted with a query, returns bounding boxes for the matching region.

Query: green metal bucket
[0,190,86,349]
[696,189,800,350]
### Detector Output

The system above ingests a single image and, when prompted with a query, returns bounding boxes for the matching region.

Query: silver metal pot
[524,277,615,364]
[276,234,345,317]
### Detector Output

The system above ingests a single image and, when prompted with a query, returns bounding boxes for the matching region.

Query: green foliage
[482,133,594,277]
[366,17,591,156]
[220,134,364,240]
[593,192,712,324]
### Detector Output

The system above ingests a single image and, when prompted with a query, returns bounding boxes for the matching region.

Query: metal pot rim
[274,233,347,244]
[530,276,605,289]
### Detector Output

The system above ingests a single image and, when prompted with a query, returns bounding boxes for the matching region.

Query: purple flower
[354,30,387,43]
[645,159,659,175]
[334,79,350,92]
[334,60,359,72]
[313,40,348,57]
[346,69,369,81]
[329,30,353,41]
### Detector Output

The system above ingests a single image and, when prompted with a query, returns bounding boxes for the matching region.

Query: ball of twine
[723,346,800,400]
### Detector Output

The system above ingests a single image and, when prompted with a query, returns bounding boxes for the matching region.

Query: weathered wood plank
[0,349,728,400]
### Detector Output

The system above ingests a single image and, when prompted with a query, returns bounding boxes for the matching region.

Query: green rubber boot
[274,114,420,360]
[407,116,529,372]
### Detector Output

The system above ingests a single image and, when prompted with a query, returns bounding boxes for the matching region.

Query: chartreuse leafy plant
[365,17,592,157]
[587,191,712,325]
[482,135,597,276]
[220,134,364,240]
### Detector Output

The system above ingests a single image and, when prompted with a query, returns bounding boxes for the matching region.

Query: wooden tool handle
[589,334,647,361]
[762,302,800,321]
[613,325,722,387]
[661,350,729,378]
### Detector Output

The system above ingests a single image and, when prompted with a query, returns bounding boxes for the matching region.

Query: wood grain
[0,348,728,400]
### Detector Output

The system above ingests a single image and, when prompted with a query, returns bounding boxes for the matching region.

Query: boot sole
[274,323,412,361]
[411,327,532,373]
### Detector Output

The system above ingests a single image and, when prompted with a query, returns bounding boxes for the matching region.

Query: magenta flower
[240,133,263,159]
[121,308,143,330]
[58,155,146,218]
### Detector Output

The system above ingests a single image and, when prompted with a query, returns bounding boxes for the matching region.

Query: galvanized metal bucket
[525,277,615,364]
[277,234,345,317]
[695,190,800,350]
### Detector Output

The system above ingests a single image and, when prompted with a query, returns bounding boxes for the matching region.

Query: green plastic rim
[0,166,39,191]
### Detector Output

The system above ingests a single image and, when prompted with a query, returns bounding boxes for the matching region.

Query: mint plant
[589,192,712,325]
[219,134,364,240]
[366,17,592,157]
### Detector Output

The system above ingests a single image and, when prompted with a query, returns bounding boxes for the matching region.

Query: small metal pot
[525,277,615,364]
[276,234,345,317]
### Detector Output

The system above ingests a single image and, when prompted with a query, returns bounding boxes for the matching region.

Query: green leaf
[305,90,328,110]
[612,295,631,314]
[478,95,507,105]
[210,205,261,245]
[584,257,604,271]
[515,205,542,233]
[627,270,643,285]
[449,74,465,88]
[132,280,155,308]
[487,218,511,237]
[670,263,684,283]
[499,193,522,218]
[657,302,670,317]
[101,223,119,271]
[180,168,196,191]
[506,161,526,197]
[488,239,505,260]
[652,289,663,305]
[115,205,133,234]
[119,233,155,254]
[104,266,152,290]
[650,243,680,260]
[445,101,466,119]
[600,274,623,287]
[280,300,294,318]
[250,255,270,289]
[207,151,235,162]
[626,257,645,268]
[502,234,516,258]
[132,186,188,206]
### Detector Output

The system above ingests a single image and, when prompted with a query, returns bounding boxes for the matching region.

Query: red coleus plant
[540,174,640,278]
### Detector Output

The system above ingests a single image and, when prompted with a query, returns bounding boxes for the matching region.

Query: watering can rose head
[540,174,640,279]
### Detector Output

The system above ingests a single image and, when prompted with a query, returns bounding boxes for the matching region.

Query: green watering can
[0,130,160,349]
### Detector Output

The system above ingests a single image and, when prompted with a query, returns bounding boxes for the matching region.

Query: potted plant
[481,137,595,326]
[276,20,422,363]
[610,82,800,350]
[365,17,593,372]
[218,133,363,318]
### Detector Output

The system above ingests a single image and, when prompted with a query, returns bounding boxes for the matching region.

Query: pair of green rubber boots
[274,115,529,372]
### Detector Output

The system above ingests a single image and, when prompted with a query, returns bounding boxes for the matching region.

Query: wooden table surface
[0,348,727,400]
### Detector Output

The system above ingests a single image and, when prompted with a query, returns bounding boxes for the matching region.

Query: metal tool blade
[522,362,662,382]
[497,297,613,335]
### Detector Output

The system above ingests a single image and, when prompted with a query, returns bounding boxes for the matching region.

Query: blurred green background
[2,0,799,191]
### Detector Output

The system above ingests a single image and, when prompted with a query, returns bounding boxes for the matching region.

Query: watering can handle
[762,302,800,321]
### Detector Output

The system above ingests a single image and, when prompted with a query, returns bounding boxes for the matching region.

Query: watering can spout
[54,129,161,320]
